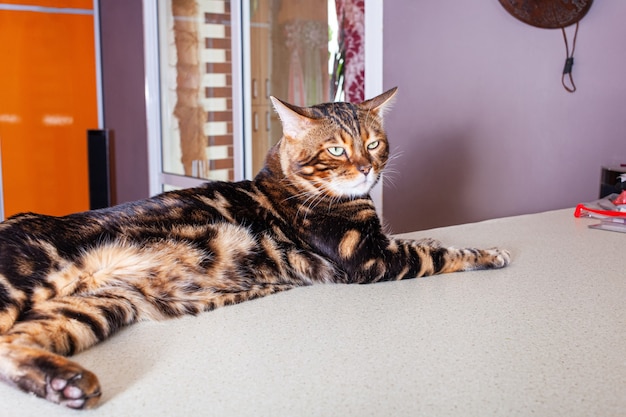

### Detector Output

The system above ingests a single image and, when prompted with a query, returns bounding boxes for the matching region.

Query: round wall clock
[498,0,593,29]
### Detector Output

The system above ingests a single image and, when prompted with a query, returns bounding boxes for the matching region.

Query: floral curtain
[335,0,365,103]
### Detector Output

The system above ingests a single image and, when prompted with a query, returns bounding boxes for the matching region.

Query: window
[144,0,378,207]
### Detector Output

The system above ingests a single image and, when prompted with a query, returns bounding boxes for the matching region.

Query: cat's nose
[358,164,372,175]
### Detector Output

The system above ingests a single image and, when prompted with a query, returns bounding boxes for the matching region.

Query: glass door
[247,0,356,175]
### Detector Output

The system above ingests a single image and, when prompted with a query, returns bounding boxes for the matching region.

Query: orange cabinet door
[0,5,98,218]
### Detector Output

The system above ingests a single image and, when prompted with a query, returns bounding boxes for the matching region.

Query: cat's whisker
[379,148,404,190]
[297,194,319,220]
[387,148,404,162]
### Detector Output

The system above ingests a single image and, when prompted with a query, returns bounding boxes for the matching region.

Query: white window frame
[143,0,246,194]
[364,0,384,213]
[143,0,384,213]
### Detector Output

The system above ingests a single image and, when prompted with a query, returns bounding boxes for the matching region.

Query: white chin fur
[328,171,377,197]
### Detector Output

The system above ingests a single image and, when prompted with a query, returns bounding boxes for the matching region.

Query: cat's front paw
[486,248,511,269]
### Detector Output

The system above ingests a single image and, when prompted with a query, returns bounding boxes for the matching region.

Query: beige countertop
[3,209,625,417]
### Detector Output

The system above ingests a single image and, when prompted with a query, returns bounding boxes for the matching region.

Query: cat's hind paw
[11,351,103,409]
[45,367,102,409]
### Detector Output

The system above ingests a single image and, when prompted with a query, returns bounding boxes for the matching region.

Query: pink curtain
[284,20,329,106]
[336,0,365,103]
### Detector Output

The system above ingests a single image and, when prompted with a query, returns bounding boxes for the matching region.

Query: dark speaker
[87,129,112,209]
[600,166,626,198]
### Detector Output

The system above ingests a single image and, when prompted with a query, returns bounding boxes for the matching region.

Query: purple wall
[382,1,626,233]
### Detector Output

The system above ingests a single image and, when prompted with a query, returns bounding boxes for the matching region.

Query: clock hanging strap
[561,22,579,93]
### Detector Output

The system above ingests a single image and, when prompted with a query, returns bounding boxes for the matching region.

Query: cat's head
[270,87,397,199]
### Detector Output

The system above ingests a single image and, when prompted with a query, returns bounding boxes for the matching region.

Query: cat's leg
[395,238,511,273]
[0,281,299,408]
[0,291,137,409]
[349,238,511,283]
[138,282,301,317]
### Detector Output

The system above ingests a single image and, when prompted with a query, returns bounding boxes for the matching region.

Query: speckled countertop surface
[4,209,625,417]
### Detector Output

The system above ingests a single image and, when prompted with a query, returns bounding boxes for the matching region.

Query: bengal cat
[0,87,510,409]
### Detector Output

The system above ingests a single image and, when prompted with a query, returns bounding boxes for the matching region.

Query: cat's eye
[367,140,380,150]
[328,146,345,156]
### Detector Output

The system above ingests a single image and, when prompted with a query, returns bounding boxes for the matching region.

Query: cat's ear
[359,87,398,118]
[270,96,315,140]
